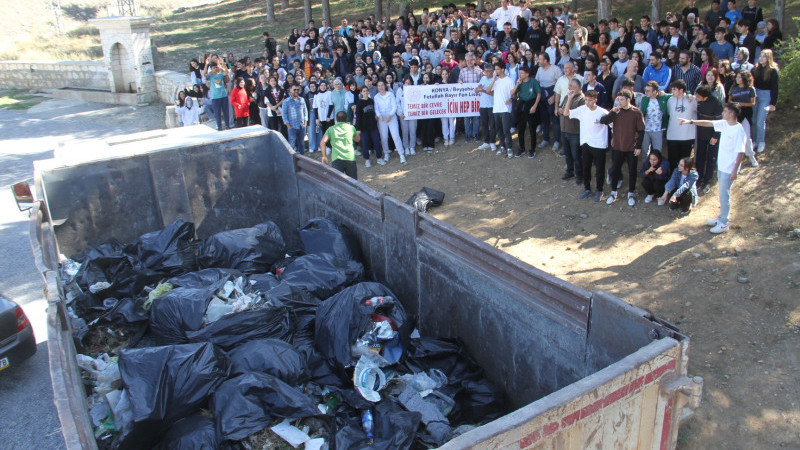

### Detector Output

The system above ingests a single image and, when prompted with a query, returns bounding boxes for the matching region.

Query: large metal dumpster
[24,126,701,449]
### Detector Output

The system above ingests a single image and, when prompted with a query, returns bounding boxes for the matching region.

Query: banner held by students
[403,83,480,120]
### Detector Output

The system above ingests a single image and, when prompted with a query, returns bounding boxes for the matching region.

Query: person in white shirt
[486,62,516,156]
[612,47,630,78]
[633,29,653,61]
[176,95,201,127]
[374,80,407,164]
[680,102,746,233]
[490,0,528,30]
[396,78,417,156]
[665,79,697,169]
[564,89,609,202]
[475,64,497,151]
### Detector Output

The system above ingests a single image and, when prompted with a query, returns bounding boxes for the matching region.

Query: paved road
[0,99,165,450]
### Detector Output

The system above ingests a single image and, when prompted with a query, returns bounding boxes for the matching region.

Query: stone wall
[0,61,109,91]
[154,70,191,104]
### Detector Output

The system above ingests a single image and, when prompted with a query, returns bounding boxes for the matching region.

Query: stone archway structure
[90,16,157,104]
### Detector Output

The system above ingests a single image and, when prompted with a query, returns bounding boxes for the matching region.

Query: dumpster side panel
[442,337,682,449]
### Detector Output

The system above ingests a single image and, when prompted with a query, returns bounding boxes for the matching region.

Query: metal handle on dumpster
[662,375,704,422]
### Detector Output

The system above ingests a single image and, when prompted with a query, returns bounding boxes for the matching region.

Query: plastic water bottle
[362,409,374,443]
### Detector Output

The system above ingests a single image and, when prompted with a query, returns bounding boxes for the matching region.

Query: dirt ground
[303,118,800,449]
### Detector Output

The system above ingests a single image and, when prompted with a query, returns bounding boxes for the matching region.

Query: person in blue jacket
[658,157,699,212]
[643,50,672,91]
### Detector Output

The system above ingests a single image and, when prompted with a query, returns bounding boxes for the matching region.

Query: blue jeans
[211,97,231,131]
[752,88,771,145]
[494,112,513,149]
[562,132,581,177]
[464,115,480,139]
[307,110,322,152]
[287,126,306,155]
[717,171,734,225]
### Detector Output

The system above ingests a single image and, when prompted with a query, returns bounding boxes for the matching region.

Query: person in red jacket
[229,77,250,127]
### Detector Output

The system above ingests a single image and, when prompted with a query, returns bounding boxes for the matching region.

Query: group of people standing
[173,0,783,233]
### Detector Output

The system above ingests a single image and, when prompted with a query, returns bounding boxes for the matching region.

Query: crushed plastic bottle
[361,409,374,444]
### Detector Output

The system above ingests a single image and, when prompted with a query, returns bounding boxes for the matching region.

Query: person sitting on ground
[640,149,672,204]
[658,157,699,212]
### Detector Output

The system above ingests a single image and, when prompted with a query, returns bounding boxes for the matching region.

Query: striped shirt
[671,64,702,94]
[458,66,483,83]
[281,96,308,128]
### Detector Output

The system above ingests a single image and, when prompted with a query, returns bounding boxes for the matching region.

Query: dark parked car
[0,293,36,372]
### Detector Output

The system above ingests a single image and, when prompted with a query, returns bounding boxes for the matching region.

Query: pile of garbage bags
[61,217,506,449]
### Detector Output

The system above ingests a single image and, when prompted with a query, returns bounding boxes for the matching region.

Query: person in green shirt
[511,66,542,158]
[320,111,360,179]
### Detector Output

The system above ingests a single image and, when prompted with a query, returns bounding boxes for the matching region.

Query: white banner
[403,83,481,119]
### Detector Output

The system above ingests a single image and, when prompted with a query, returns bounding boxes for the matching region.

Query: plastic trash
[159,415,218,450]
[304,438,326,450]
[211,372,319,442]
[398,384,451,446]
[166,268,237,289]
[133,219,197,275]
[314,282,412,371]
[271,419,312,448]
[405,187,445,212]
[185,307,292,351]
[298,217,362,262]
[362,409,374,443]
[197,221,286,274]
[247,272,281,293]
[353,355,388,402]
[398,369,448,397]
[204,297,234,323]
[143,281,173,311]
[335,399,420,450]
[118,342,227,424]
[226,338,307,384]
[76,353,121,395]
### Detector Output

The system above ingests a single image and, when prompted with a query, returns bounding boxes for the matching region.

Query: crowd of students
[172,0,783,233]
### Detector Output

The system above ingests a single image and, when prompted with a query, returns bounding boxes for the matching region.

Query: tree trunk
[322,0,332,29]
[597,0,611,21]
[398,0,412,17]
[386,0,393,23]
[266,0,275,23]
[374,0,383,21]
[774,0,785,30]
[477,0,484,11]
[304,0,312,27]
[571,0,579,14]
[281,0,287,10]
[651,0,661,22]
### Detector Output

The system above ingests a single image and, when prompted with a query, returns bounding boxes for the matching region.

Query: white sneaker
[416,138,422,146]
[705,218,719,227]
[552,141,561,151]
[443,140,449,147]
[538,140,550,149]
[657,198,666,206]
[490,143,497,152]
[749,155,759,167]
[377,158,387,166]
[365,159,372,168]
[382,156,390,164]
[408,148,416,155]
[606,170,612,186]
[308,149,315,153]
[509,127,517,134]
[756,142,766,153]
[400,155,407,164]
[710,223,729,234]
[507,149,513,158]
[497,147,504,155]
[478,143,490,150]
[606,191,617,205]
[536,125,541,133]
[644,194,654,204]
[627,193,636,207]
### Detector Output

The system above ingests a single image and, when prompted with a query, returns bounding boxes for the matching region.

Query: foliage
[776,18,800,106]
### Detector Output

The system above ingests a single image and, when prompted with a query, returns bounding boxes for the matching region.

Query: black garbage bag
[71,239,127,263]
[118,342,228,424]
[314,282,412,371]
[405,187,445,212]
[298,218,362,262]
[167,268,238,289]
[149,286,221,344]
[185,308,292,351]
[197,222,286,274]
[452,378,507,425]
[158,415,218,450]
[246,272,281,293]
[279,254,364,300]
[335,399,421,450]
[226,338,307,384]
[211,372,319,442]
[75,254,162,301]
[101,297,149,323]
[133,219,197,276]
